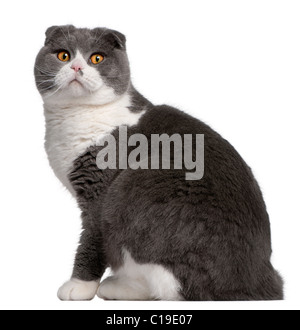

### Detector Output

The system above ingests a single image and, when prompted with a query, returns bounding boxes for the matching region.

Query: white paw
[58,278,99,301]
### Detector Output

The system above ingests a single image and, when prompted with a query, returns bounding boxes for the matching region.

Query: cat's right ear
[45,26,59,45]
[44,25,75,45]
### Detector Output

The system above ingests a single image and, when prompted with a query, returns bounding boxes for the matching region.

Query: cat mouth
[69,79,83,87]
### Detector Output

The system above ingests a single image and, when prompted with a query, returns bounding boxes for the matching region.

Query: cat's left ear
[94,28,127,50]
[108,30,127,49]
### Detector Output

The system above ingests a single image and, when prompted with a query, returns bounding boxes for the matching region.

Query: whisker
[101,73,131,79]
[98,65,128,69]
[36,74,56,79]
[34,69,57,74]
[37,82,53,87]
[36,78,55,82]
[35,69,56,75]
[36,72,56,77]
[38,82,56,89]
[34,64,52,70]
[43,84,63,99]
[83,74,130,87]
[34,67,57,76]
[36,80,55,87]
[34,64,57,71]
[38,85,57,93]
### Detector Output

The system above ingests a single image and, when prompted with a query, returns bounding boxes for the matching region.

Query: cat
[34,25,283,301]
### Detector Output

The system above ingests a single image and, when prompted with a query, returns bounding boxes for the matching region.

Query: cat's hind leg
[97,276,150,300]
[97,249,183,301]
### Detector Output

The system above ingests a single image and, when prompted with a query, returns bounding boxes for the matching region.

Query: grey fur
[35,26,283,301]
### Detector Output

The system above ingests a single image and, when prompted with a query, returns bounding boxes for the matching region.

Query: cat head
[34,25,131,106]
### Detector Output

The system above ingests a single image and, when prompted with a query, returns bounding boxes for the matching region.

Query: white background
[0,0,299,310]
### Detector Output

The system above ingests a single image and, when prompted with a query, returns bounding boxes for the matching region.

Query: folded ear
[94,28,127,50]
[44,25,75,45]
[107,30,127,49]
[45,26,59,45]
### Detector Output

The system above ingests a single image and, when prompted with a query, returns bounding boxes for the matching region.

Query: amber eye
[57,51,70,62]
[90,54,104,65]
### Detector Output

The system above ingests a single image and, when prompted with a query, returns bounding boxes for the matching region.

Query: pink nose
[71,60,83,73]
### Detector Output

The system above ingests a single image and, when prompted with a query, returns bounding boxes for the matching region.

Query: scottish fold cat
[34,25,283,301]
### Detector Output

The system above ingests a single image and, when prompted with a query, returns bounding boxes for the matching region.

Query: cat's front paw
[58,278,99,301]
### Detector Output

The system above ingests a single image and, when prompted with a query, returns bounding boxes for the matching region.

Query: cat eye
[90,54,104,65]
[57,51,70,62]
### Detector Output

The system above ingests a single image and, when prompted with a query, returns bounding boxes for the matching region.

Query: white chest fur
[44,94,144,195]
